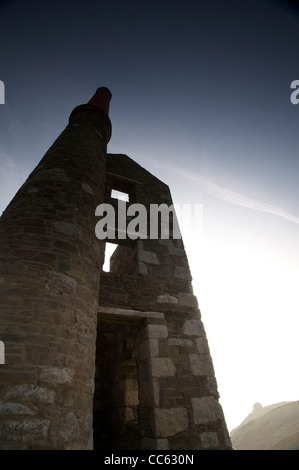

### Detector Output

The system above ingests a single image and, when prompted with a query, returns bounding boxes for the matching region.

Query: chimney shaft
[0,87,111,450]
[69,87,112,143]
[88,87,112,115]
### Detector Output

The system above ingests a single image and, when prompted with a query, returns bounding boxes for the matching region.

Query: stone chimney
[0,88,111,449]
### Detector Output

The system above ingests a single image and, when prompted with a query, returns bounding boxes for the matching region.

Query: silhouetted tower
[0,88,231,450]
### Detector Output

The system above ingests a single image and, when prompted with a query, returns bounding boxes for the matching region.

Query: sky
[0,0,298,432]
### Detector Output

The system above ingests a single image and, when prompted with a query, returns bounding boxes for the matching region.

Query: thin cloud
[197,174,299,225]
[161,162,299,225]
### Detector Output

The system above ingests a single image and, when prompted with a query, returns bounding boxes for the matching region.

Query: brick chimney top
[69,87,112,142]
[88,87,112,116]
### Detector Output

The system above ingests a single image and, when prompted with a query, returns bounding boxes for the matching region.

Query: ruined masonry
[0,88,232,450]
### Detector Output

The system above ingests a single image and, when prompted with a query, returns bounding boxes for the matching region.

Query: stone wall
[96,154,232,450]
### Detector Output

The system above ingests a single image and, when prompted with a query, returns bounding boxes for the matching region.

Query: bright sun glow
[185,227,299,431]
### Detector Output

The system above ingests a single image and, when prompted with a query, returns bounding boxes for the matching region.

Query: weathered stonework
[0,88,111,450]
[154,408,189,437]
[0,88,231,450]
[94,153,232,450]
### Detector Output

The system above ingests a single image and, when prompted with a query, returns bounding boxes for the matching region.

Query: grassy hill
[230,401,299,450]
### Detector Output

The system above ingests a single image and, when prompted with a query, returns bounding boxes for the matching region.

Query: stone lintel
[98,306,165,324]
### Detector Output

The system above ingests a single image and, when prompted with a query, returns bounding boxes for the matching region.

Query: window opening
[111,189,129,202]
[103,242,118,272]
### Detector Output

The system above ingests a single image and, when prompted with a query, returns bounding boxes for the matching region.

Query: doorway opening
[93,320,141,450]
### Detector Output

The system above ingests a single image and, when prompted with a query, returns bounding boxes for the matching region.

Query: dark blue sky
[1,0,299,208]
[0,0,298,430]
